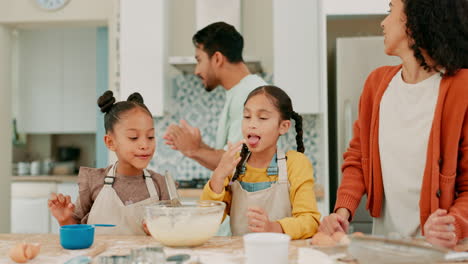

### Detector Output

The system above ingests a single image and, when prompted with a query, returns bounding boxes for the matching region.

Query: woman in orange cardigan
[320,0,467,248]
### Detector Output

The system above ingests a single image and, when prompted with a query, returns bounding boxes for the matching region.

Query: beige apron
[87,163,162,235]
[230,149,292,236]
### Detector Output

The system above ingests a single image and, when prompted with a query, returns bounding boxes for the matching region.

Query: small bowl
[60,224,95,249]
[145,200,225,247]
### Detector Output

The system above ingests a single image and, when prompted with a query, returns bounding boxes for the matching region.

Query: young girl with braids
[201,85,321,239]
[48,91,176,235]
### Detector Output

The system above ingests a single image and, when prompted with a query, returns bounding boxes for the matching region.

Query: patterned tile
[151,74,323,183]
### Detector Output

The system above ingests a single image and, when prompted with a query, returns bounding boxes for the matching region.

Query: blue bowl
[60,224,95,250]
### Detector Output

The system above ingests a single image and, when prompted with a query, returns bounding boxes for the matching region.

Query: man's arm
[163,120,225,170]
[186,141,225,170]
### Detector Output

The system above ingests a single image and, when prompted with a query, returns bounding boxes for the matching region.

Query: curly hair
[403,0,468,76]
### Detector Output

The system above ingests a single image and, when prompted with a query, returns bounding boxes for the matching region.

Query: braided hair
[97,90,152,133]
[230,85,305,183]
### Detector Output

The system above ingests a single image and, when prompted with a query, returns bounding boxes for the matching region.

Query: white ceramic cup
[243,233,291,264]
[17,162,30,176]
[30,160,41,175]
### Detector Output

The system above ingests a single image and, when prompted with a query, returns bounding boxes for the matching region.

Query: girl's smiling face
[242,93,290,154]
[105,107,155,173]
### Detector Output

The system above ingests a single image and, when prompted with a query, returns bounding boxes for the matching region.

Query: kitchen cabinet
[11,182,57,234]
[17,28,97,134]
[11,198,50,234]
[18,29,62,133]
[119,0,168,117]
[11,181,79,234]
[273,0,326,114]
[62,29,98,133]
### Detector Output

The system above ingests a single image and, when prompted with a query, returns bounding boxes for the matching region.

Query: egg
[352,231,365,237]
[25,243,41,260]
[331,231,346,242]
[8,243,28,263]
[339,234,351,245]
[310,232,337,246]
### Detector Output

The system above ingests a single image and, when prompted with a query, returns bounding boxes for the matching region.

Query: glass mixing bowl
[145,200,226,247]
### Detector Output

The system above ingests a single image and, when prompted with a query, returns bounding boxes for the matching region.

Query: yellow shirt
[201,150,321,239]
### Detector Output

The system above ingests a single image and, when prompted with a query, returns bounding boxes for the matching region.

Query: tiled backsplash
[151,74,323,183]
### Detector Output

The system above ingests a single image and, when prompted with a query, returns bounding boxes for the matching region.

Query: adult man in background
[164,22,267,170]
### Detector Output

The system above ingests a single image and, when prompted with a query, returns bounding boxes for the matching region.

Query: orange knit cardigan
[335,65,468,240]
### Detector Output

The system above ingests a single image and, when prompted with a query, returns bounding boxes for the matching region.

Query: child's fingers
[248,213,267,223]
[233,139,245,149]
[248,207,266,215]
[248,218,266,227]
[58,194,66,204]
[232,156,242,166]
[249,226,265,233]
[65,195,71,205]
[49,192,58,202]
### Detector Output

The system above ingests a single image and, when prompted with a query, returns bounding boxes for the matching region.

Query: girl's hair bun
[97,90,116,114]
[127,92,144,104]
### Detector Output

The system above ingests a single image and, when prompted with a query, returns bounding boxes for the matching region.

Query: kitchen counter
[11,175,78,183]
[0,234,306,264]
[1,234,465,264]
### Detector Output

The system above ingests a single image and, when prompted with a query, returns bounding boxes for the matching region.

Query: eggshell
[8,243,28,263]
[25,243,41,260]
[311,232,337,246]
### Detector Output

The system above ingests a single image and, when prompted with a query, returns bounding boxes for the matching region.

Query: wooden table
[0,234,465,264]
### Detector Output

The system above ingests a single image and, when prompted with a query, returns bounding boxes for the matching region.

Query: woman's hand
[48,192,76,226]
[247,207,283,233]
[210,140,245,194]
[318,208,350,235]
[424,209,457,248]
[142,220,151,236]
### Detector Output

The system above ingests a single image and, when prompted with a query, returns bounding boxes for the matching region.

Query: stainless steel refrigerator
[329,36,400,233]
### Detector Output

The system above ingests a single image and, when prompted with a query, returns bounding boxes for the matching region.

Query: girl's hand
[318,208,350,235]
[247,207,283,233]
[210,140,245,193]
[48,192,76,226]
[424,209,457,248]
